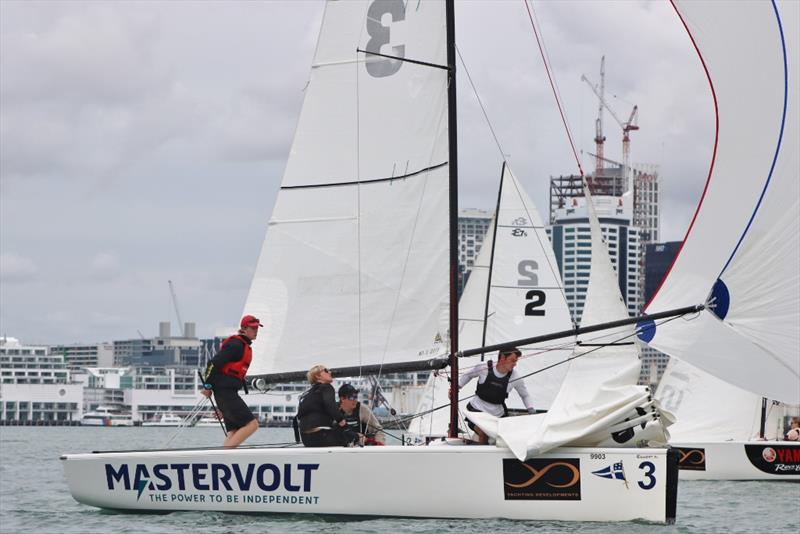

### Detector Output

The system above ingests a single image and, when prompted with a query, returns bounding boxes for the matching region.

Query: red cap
[240,315,264,329]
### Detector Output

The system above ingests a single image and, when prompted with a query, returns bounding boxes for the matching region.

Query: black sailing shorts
[213,388,255,432]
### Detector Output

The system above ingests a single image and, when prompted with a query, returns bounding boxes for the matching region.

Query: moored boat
[80,406,135,427]
[142,413,185,427]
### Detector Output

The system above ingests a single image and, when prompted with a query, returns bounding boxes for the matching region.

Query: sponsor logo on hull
[592,462,629,488]
[675,447,706,471]
[502,458,581,500]
[744,444,800,475]
[104,462,321,505]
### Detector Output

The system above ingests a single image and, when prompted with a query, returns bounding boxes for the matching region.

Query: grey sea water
[0,426,796,534]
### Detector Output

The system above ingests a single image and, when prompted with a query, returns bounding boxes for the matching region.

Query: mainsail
[410,165,573,437]
[243,1,451,376]
[642,0,799,404]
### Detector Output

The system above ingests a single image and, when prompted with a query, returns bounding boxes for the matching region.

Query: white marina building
[0,337,83,423]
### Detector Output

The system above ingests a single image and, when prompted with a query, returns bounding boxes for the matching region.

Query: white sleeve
[512,370,535,411]
[458,362,486,389]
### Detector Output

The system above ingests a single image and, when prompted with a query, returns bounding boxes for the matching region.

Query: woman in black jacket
[297,364,358,447]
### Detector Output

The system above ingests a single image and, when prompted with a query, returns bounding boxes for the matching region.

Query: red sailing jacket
[218,335,252,380]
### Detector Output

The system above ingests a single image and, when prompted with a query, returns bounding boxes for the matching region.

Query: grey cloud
[87,251,122,282]
[0,252,39,283]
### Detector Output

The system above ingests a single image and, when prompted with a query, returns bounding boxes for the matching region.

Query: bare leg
[223,419,259,448]
[474,427,489,445]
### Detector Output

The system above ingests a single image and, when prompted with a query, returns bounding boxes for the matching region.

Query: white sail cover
[409,165,574,437]
[643,0,800,404]
[491,185,666,460]
[244,1,451,375]
[656,358,785,441]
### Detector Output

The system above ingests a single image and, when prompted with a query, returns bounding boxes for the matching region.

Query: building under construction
[549,162,661,244]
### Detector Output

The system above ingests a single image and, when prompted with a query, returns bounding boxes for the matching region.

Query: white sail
[656,358,785,442]
[491,184,666,460]
[410,165,573,438]
[642,0,800,404]
[243,1,451,376]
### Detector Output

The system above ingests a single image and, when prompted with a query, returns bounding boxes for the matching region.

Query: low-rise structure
[0,337,83,423]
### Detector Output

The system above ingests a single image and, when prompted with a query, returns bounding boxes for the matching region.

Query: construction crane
[582,56,606,185]
[581,57,640,194]
[168,280,185,337]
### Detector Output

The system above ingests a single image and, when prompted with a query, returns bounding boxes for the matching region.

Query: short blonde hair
[307,364,327,384]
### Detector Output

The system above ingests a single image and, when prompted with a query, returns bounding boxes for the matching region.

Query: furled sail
[486,183,668,460]
[243,1,451,376]
[409,165,574,437]
[642,0,799,404]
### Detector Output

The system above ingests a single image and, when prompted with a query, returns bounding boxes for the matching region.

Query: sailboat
[409,163,575,441]
[60,1,683,522]
[640,0,799,480]
[656,358,798,480]
[470,180,672,459]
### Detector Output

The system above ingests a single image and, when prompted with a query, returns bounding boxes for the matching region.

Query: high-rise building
[548,194,643,324]
[633,165,661,244]
[639,241,682,385]
[458,209,493,295]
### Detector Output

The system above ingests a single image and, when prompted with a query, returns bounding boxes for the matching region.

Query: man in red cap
[200,314,262,447]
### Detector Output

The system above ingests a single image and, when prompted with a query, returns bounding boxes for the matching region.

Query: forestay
[409,165,573,437]
[243,1,451,376]
[483,183,668,460]
[642,0,799,404]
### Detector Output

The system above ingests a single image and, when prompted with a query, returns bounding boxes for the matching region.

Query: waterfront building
[74,367,133,412]
[51,342,114,370]
[113,322,203,367]
[0,337,83,422]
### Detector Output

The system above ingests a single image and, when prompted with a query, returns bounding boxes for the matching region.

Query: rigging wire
[394,311,692,430]
[523,0,584,177]
[162,396,211,448]
[455,45,507,164]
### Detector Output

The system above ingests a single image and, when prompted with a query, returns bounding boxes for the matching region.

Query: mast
[480,162,505,359]
[446,0,459,439]
[759,397,768,439]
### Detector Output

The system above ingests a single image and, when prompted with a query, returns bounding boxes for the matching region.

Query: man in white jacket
[458,347,536,444]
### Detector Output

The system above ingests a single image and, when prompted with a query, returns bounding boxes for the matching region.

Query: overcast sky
[0,0,713,345]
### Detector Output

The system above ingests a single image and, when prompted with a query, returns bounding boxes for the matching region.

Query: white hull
[61,445,677,523]
[673,441,800,480]
[80,418,135,427]
[193,418,221,427]
[142,415,185,427]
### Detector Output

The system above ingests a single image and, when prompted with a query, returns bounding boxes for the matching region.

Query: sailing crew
[297,365,359,447]
[457,347,536,444]
[337,383,385,445]
[200,314,260,448]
